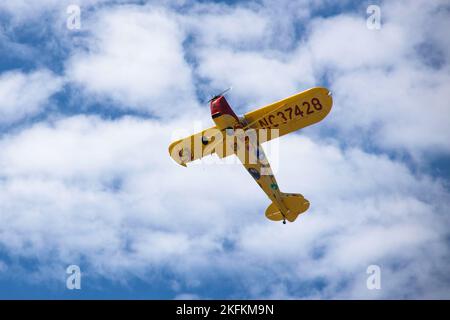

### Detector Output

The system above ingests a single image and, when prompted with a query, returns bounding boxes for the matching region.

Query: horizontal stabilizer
[265,193,310,223]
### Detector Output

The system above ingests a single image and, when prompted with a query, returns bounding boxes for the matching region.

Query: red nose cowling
[210,96,239,121]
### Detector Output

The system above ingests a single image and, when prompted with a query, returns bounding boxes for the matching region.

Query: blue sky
[0,0,449,299]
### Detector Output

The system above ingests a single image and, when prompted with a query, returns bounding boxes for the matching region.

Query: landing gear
[282,219,286,224]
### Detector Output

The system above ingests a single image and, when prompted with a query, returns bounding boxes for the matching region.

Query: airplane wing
[243,87,333,138]
[168,126,229,166]
[169,87,332,166]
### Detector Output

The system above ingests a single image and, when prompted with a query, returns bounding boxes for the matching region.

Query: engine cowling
[210,96,240,130]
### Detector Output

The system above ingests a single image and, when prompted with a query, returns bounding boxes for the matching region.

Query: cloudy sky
[0,0,449,299]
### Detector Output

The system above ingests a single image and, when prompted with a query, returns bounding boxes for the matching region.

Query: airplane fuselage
[209,96,298,223]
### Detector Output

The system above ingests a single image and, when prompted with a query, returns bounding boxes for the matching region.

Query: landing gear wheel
[282,219,286,224]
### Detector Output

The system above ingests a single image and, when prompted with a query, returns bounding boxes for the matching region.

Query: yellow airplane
[169,87,333,224]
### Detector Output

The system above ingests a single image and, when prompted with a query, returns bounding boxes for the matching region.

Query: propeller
[207,87,232,103]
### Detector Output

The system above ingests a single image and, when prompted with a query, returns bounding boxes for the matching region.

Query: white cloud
[0,69,63,124]
[195,49,315,110]
[330,66,450,154]
[0,115,448,298]
[0,116,254,273]
[0,0,449,299]
[182,5,270,48]
[182,2,315,109]
[66,5,198,116]
[187,0,450,156]
[305,1,450,155]
[0,0,111,23]
[0,0,63,20]
[233,135,450,298]
[306,15,408,71]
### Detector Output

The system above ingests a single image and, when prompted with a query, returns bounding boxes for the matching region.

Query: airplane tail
[265,193,310,223]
